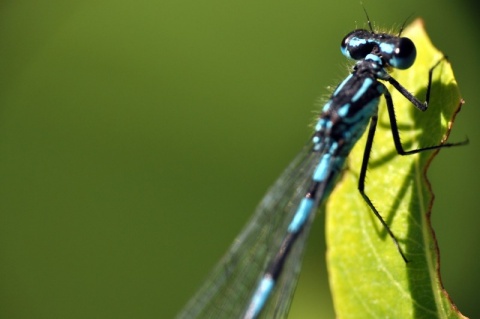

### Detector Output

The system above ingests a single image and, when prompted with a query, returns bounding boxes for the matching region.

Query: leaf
[326,19,467,319]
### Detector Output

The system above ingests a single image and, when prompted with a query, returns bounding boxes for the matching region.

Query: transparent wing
[176,144,325,319]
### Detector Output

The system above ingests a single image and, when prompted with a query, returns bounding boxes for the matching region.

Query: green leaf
[326,19,467,319]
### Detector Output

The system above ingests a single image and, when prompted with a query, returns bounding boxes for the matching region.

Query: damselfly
[177,16,465,319]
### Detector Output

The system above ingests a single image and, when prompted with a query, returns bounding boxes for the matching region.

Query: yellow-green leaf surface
[326,19,466,319]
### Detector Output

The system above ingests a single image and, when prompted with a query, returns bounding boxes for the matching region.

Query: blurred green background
[0,0,477,318]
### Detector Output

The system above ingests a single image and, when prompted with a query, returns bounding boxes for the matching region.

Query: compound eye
[340,30,357,58]
[390,37,416,69]
[340,29,374,60]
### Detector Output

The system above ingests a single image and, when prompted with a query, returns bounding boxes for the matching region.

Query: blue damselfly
[177,15,465,319]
